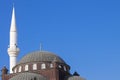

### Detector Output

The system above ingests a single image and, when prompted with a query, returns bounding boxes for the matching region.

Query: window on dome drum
[25,65,29,71]
[58,65,62,68]
[18,66,22,72]
[50,63,53,68]
[33,64,37,70]
[41,63,46,69]
[64,66,67,71]
[14,68,17,73]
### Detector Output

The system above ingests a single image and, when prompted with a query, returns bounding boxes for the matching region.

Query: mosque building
[1,7,84,80]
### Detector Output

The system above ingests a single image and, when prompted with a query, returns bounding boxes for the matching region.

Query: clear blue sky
[0,0,120,80]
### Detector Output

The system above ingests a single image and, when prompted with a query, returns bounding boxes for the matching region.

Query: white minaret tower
[7,6,20,73]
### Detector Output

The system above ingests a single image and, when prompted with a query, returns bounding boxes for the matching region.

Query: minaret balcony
[7,47,20,56]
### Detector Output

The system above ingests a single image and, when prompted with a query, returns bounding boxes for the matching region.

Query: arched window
[14,68,17,73]
[33,64,37,70]
[58,65,62,68]
[18,66,22,72]
[41,63,46,69]
[25,65,29,71]
[64,66,67,71]
[50,63,53,68]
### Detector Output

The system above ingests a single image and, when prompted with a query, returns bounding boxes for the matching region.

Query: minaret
[7,7,20,73]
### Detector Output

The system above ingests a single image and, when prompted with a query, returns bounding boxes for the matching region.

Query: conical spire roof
[10,6,17,32]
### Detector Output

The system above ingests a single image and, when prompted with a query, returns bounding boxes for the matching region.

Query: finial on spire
[40,43,43,51]
[13,3,14,7]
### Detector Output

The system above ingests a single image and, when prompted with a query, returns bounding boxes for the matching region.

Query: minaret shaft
[9,56,17,73]
[10,32,17,46]
[8,7,19,73]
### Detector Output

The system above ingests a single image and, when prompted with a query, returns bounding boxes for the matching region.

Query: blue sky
[0,0,120,80]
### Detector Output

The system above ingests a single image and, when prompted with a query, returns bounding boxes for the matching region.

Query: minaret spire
[10,6,17,32]
[7,6,20,73]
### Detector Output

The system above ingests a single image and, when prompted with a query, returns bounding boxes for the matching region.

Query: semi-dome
[9,72,47,80]
[18,51,66,64]
[67,76,85,80]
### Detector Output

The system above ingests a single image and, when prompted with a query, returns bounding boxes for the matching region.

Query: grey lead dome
[9,72,48,80]
[18,51,66,64]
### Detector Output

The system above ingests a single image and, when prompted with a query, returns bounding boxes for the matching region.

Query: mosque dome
[9,72,48,80]
[12,51,70,74]
[18,51,66,64]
